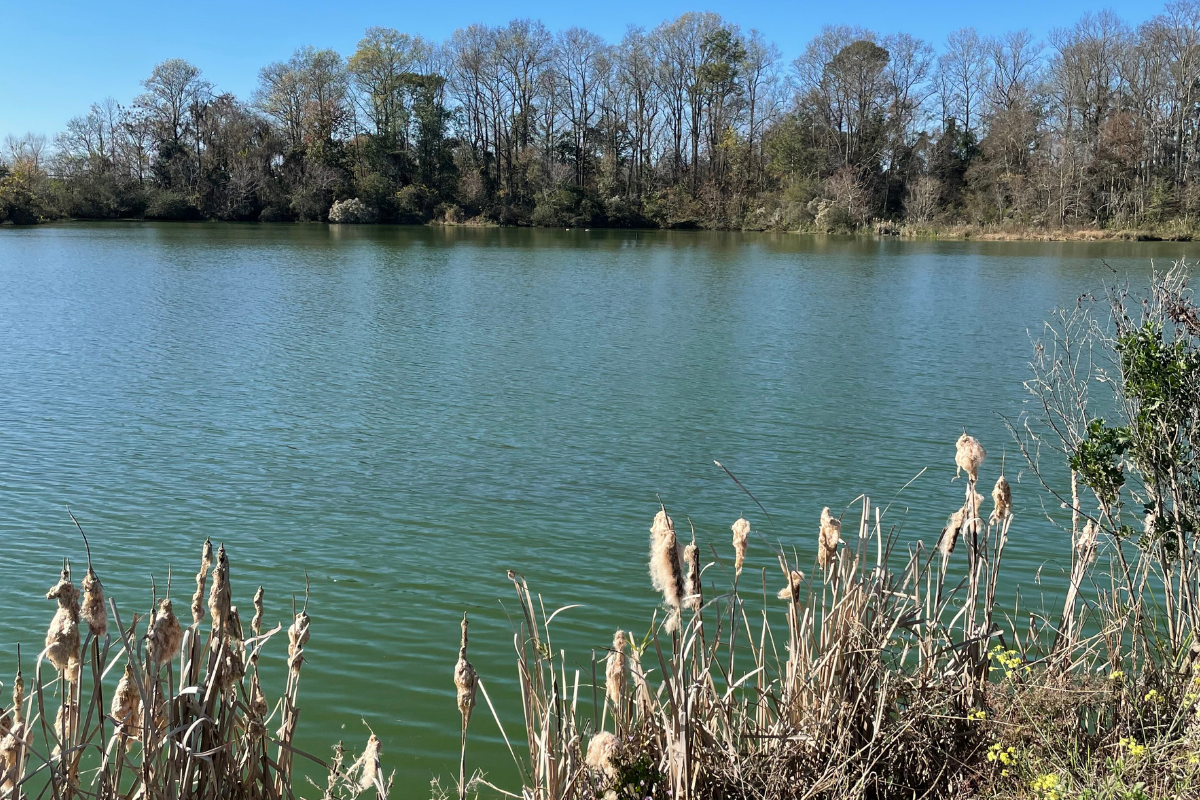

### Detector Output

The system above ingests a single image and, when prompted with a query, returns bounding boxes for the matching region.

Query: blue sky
[1,1,1164,143]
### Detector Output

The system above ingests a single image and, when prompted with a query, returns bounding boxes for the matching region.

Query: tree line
[3,3,1200,233]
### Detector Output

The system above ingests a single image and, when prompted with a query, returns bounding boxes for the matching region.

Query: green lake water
[1,223,1197,795]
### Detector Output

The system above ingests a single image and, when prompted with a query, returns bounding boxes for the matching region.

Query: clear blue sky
[1,1,1163,143]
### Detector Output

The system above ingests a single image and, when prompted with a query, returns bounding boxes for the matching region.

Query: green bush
[144,191,201,221]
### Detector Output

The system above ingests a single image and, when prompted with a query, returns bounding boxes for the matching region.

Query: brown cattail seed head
[585,731,619,778]
[454,614,478,726]
[818,508,841,570]
[648,509,685,627]
[777,570,805,601]
[208,543,231,637]
[80,566,107,639]
[605,630,627,713]
[252,586,264,636]
[12,669,25,727]
[287,611,311,673]
[683,540,702,611]
[146,597,183,668]
[940,508,966,557]
[192,537,214,625]
[45,563,81,675]
[731,518,750,576]
[53,701,80,755]
[110,663,139,730]
[992,474,1012,520]
[955,433,986,483]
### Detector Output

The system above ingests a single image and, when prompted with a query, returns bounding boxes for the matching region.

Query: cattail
[777,570,805,601]
[605,630,627,715]
[191,538,213,624]
[453,615,478,726]
[955,433,986,483]
[991,474,1012,521]
[353,734,383,793]
[940,508,966,557]
[252,586,264,637]
[287,611,311,674]
[45,562,81,676]
[648,509,685,628]
[146,597,183,668]
[208,543,231,636]
[1075,520,1099,567]
[80,566,107,639]
[818,508,841,570]
[110,663,139,730]
[12,665,25,727]
[731,518,750,576]
[219,607,247,689]
[585,731,619,778]
[53,702,80,755]
[0,666,27,793]
[683,540,702,611]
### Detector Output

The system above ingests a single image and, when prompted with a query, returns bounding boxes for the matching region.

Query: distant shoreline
[14,217,1197,244]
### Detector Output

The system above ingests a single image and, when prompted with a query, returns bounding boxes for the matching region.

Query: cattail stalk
[453,614,478,800]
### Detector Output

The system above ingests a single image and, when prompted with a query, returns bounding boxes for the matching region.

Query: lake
[0,223,1195,795]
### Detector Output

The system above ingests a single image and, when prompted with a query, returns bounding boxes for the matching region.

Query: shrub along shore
[3,265,1200,800]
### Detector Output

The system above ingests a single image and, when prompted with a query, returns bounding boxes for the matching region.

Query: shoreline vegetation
[6,4,1200,241]
[2,265,1199,800]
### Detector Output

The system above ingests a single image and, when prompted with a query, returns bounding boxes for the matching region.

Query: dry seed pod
[354,734,383,792]
[585,731,619,778]
[777,570,805,601]
[252,586,264,636]
[955,433,986,482]
[605,630,627,713]
[940,508,966,557]
[648,509,685,624]
[192,538,214,625]
[453,615,478,726]
[146,597,183,668]
[45,563,81,675]
[287,611,311,673]
[991,474,1012,521]
[683,540,702,611]
[1075,520,1099,567]
[53,701,80,755]
[818,508,841,570]
[13,665,25,727]
[111,663,139,730]
[208,543,231,635]
[80,566,107,639]
[731,518,750,576]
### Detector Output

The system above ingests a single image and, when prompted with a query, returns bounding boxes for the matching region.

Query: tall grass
[461,434,1200,799]
[0,535,384,800]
